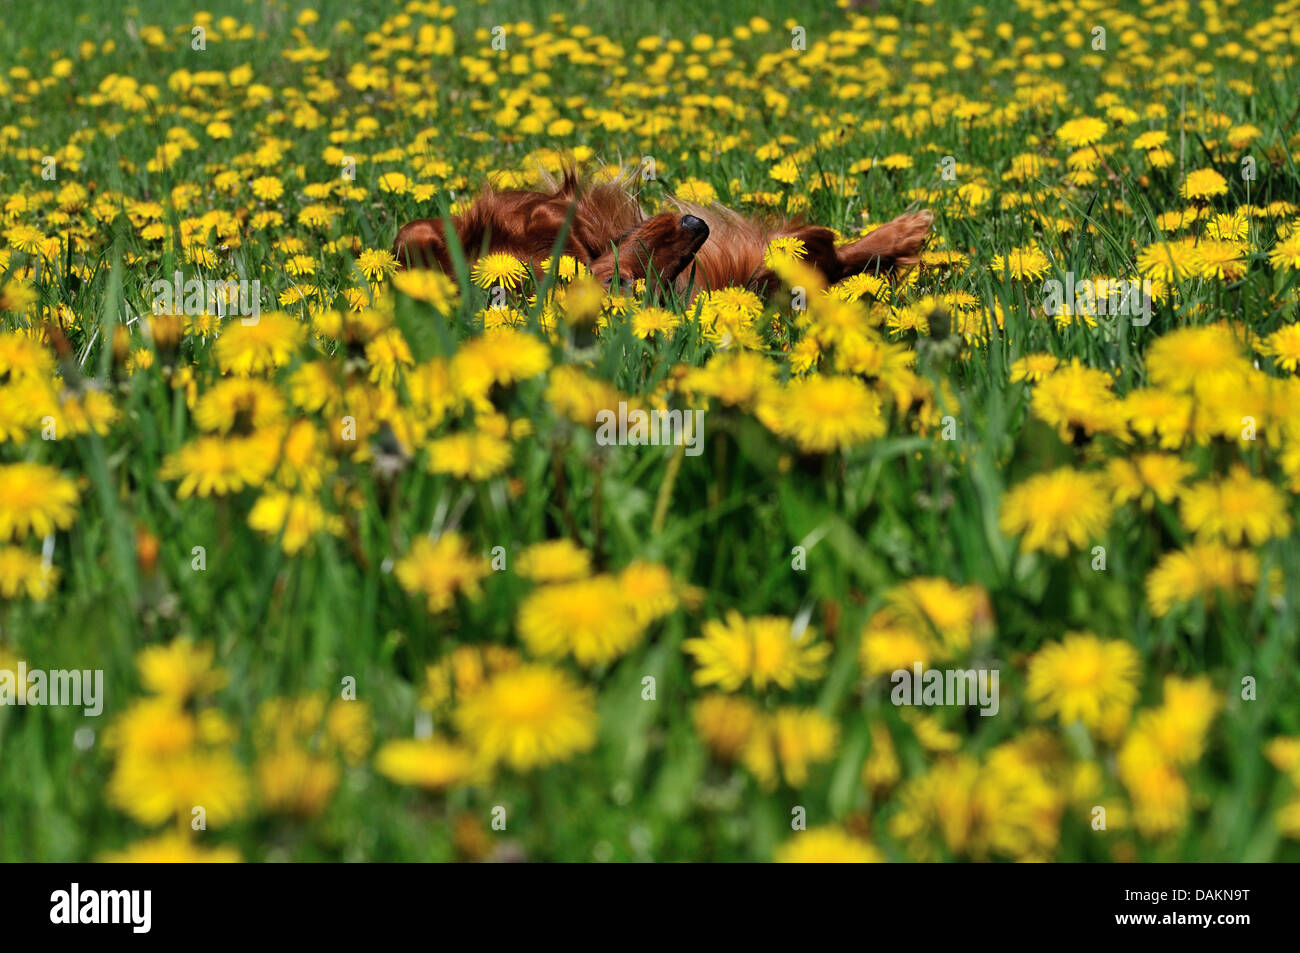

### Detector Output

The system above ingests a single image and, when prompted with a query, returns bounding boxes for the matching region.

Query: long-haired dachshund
[392,169,932,297]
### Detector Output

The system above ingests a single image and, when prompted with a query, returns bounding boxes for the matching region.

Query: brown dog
[392,170,932,297]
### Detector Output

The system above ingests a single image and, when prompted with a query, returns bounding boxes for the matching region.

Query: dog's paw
[882,210,933,263]
[836,210,934,275]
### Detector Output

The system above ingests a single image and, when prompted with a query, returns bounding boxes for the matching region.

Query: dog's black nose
[679,215,709,237]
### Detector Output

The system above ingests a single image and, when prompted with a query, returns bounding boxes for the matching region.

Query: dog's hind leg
[834,210,933,277]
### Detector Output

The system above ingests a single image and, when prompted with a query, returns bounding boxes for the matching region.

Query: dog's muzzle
[679,215,709,238]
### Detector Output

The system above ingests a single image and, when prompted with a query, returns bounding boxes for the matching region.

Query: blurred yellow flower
[455,665,597,771]
[684,611,830,692]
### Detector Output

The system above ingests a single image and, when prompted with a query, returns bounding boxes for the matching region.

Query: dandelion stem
[651,446,684,536]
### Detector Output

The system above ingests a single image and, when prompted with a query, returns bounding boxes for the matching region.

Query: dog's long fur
[392,169,932,297]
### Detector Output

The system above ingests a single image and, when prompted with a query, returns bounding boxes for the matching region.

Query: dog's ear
[834,211,933,277]
[527,200,595,262]
[392,217,457,272]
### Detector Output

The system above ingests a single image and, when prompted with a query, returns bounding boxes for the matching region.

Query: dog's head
[590,213,710,293]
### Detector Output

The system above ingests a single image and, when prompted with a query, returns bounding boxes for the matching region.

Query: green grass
[1,0,1298,861]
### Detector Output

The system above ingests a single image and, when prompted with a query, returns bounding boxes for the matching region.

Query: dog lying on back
[392,170,932,297]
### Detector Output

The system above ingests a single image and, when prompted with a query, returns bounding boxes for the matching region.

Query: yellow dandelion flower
[1146,541,1259,617]
[630,306,681,339]
[1026,632,1140,732]
[763,236,807,269]
[990,244,1051,280]
[0,546,59,600]
[137,640,226,701]
[1268,233,1300,271]
[774,827,884,863]
[470,252,528,290]
[1261,324,1300,372]
[515,539,592,582]
[455,664,597,771]
[1192,239,1247,281]
[863,722,901,792]
[0,463,79,540]
[742,707,839,789]
[159,432,279,498]
[108,748,250,828]
[684,611,830,692]
[676,178,718,204]
[693,693,761,760]
[248,490,343,554]
[1118,730,1190,837]
[1105,454,1196,508]
[765,375,886,453]
[357,248,398,282]
[1179,466,1292,545]
[1056,116,1108,148]
[374,738,480,790]
[1136,676,1219,765]
[1146,324,1248,393]
[517,575,644,666]
[617,560,681,625]
[428,430,512,481]
[100,833,241,863]
[393,533,489,613]
[1009,353,1059,383]
[1030,359,1124,441]
[214,312,304,376]
[1180,167,1229,201]
[1137,237,1201,284]
[1000,467,1113,557]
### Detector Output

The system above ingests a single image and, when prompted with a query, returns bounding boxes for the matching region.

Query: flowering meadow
[2,0,1300,863]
